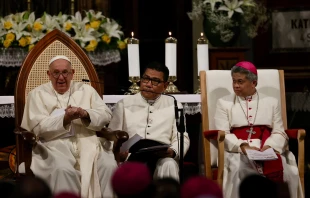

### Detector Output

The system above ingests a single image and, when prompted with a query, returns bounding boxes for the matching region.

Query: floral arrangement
[0,10,127,52]
[188,0,270,43]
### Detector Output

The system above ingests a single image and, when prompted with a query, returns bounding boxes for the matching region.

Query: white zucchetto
[49,55,71,66]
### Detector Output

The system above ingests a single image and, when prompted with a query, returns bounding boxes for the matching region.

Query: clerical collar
[141,94,161,105]
[239,91,257,101]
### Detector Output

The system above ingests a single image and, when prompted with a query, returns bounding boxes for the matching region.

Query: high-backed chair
[200,69,305,193]
[14,29,128,177]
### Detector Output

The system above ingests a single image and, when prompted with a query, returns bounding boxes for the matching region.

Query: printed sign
[272,11,310,50]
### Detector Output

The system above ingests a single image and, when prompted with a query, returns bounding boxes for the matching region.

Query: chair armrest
[14,128,38,145]
[285,129,306,193]
[203,130,225,141]
[14,128,36,177]
[96,128,129,144]
[285,129,306,140]
[96,128,129,164]
[203,130,225,187]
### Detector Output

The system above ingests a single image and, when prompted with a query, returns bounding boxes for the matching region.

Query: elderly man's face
[47,59,75,94]
[232,72,256,97]
[140,68,168,100]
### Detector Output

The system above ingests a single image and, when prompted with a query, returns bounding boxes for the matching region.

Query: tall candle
[127,32,140,76]
[165,32,177,76]
[197,32,209,75]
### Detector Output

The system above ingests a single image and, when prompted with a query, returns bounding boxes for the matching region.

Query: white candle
[165,32,177,76]
[197,32,209,75]
[127,32,140,77]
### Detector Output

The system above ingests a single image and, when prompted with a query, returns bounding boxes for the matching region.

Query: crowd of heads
[0,161,290,198]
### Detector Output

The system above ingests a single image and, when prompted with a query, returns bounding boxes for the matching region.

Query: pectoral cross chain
[246,127,256,140]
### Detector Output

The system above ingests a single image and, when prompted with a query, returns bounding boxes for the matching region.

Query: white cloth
[215,92,304,198]
[108,93,190,181]
[21,82,116,198]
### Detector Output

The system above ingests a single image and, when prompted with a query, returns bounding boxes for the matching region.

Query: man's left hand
[77,107,89,119]
[260,145,280,154]
[260,145,271,152]
[155,148,176,158]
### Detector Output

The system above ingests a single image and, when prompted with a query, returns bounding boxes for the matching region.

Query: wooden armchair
[200,69,305,193]
[14,29,128,177]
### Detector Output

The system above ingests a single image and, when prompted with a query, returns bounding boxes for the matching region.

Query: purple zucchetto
[235,61,257,75]
[111,162,152,196]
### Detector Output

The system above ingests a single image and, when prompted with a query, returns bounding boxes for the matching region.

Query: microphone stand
[168,94,186,184]
[177,108,185,184]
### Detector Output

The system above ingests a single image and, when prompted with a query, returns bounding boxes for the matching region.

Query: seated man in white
[21,55,116,198]
[108,61,190,181]
[214,61,303,198]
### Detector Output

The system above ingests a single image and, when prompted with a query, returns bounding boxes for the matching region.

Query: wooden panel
[209,47,249,70]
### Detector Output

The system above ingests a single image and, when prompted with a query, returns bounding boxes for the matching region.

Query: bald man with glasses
[109,61,190,182]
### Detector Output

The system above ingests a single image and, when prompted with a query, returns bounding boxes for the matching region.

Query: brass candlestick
[71,0,75,15]
[195,76,201,94]
[125,76,140,95]
[27,0,31,11]
[164,76,179,93]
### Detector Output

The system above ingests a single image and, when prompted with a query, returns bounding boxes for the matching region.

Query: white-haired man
[21,55,116,198]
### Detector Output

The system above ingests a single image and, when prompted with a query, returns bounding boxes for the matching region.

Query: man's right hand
[240,143,260,155]
[63,105,80,126]
[119,151,129,163]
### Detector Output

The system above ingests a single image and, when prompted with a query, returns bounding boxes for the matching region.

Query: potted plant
[188,0,270,47]
[0,10,127,66]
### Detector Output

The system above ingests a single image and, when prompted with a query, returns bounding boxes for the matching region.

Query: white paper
[246,148,278,161]
[120,133,143,152]
[197,44,209,75]
[165,43,177,76]
[128,44,140,76]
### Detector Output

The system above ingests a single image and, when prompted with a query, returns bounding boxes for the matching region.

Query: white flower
[72,25,96,48]
[71,11,89,30]
[13,12,27,23]
[55,13,69,25]
[41,13,60,32]
[101,18,123,40]
[203,0,223,12]
[218,0,244,18]
[30,28,45,43]
[86,10,105,21]
[9,21,30,40]
[26,12,36,26]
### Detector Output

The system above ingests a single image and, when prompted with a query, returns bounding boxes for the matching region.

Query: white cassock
[108,93,190,181]
[21,82,116,198]
[214,92,303,198]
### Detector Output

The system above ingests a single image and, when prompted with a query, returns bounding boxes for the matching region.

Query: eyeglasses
[141,77,164,86]
[51,71,72,78]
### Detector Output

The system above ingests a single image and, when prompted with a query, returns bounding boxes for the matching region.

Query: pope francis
[21,55,116,198]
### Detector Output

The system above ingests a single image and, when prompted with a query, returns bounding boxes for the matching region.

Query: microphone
[82,79,102,83]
